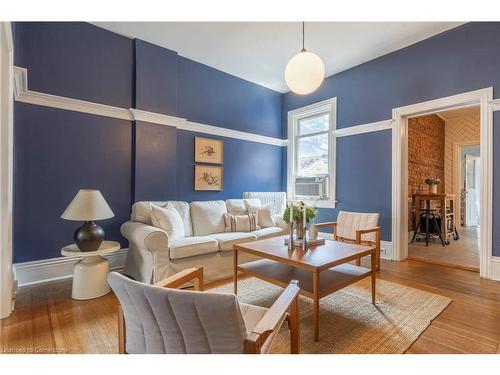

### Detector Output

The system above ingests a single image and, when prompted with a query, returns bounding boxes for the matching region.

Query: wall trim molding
[490,98,500,111]
[13,248,128,287]
[179,120,287,147]
[335,119,393,137]
[14,66,287,147]
[491,256,500,281]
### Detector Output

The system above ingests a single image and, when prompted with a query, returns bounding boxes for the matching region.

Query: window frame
[287,97,337,208]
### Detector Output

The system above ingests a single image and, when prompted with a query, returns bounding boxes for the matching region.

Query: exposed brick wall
[408,114,445,229]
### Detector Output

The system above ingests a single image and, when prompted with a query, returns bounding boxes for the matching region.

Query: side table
[61,240,120,300]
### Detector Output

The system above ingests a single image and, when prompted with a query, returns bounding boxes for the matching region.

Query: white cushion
[336,211,380,242]
[243,192,286,216]
[251,227,286,239]
[244,198,262,212]
[239,303,268,336]
[210,232,257,251]
[131,201,193,237]
[151,204,185,239]
[253,208,276,228]
[226,199,248,215]
[169,236,219,260]
[190,201,227,236]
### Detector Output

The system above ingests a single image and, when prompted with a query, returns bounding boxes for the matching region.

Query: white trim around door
[0,22,14,319]
[392,87,494,279]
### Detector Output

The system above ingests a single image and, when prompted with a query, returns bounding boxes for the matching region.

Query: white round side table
[61,241,120,300]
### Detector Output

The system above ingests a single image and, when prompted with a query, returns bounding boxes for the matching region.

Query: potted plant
[283,201,317,239]
[424,177,441,194]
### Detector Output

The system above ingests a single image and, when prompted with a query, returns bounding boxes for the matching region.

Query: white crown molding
[13,248,128,287]
[13,66,287,147]
[179,120,287,147]
[130,108,184,127]
[334,119,393,138]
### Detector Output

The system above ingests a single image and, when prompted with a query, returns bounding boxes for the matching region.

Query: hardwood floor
[1,258,500,354]
[408,226,479,271]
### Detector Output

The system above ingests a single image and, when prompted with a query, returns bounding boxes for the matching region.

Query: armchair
[108,267,300,354]
[315,211,381,270]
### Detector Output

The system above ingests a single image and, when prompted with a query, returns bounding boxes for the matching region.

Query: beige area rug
[211,277,451,354]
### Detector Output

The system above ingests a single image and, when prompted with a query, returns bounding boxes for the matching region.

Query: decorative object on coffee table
[61,189,114,252]
[283,200,317,240]
[194,165,223,191]
[194,136,224,164]
[424,177,441,194]
[61,241,120,300]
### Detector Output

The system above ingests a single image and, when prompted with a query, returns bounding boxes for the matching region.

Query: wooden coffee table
[233,236,376,341]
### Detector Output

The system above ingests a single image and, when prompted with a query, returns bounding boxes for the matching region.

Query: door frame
[0,21,14,319]
[392,87,493,278]
[453,141,480,227]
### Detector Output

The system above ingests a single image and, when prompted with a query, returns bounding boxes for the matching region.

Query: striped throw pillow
[223,213,260,232]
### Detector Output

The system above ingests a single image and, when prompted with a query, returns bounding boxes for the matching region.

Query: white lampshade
[285,50,325,95]
[61,189,114,221]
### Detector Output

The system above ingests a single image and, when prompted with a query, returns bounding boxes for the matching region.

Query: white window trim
[287,97,337,208]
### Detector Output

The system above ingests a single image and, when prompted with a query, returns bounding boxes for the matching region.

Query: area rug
[211,277,451,354]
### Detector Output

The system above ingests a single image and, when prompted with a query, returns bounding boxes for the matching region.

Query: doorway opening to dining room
[406,106,481,272]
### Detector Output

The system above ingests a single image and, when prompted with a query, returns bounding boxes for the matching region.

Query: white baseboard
[490,256,500,281]
[318,232,393,260]
[13,248,128,287]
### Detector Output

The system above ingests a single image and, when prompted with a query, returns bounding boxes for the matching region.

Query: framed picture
[194,136,224,164]
[194,165,224,191]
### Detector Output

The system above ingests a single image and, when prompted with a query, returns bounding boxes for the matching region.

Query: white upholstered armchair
[108,267,300,354]
[315,211,381,270]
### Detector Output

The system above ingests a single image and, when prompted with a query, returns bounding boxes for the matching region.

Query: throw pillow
[224,213,260,232]
[256,207,276,228]
[151,203,185,238]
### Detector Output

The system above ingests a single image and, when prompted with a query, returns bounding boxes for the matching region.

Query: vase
[429,184,437,194]
[295,219,305,239]
[308,224,319,241]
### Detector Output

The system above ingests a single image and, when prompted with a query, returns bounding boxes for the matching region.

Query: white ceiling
[93,22,463,93]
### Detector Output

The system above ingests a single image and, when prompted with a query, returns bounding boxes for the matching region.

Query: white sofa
[121,194,287,284]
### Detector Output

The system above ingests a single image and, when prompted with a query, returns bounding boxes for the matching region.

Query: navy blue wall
[13,22,283,262]
[177,56,282,139]
[283,22,500,249]
[13,104,132,262]
[134,122,177,202]
[14,22,134,108]
[135,40,178,116]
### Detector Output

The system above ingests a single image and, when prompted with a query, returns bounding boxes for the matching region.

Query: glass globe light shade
[285,50,325,95]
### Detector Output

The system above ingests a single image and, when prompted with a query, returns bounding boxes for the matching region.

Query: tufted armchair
[108,267,300,354]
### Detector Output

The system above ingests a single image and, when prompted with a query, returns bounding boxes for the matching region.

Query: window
[287,98,336,208]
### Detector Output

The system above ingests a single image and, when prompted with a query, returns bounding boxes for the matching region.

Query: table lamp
[61,189,114,252]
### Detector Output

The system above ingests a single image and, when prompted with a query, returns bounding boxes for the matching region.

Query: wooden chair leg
[289,296,300,354]
[118,304,126,354]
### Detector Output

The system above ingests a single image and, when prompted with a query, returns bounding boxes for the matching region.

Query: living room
[1,0,500,372]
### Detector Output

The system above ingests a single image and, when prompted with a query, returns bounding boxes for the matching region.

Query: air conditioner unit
[294,176,329,200]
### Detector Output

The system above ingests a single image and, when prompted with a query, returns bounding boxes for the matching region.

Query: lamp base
[74,221,104,252]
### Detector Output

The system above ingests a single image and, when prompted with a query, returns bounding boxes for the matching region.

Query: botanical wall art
[194,165,224,191]
[194,136,224,164]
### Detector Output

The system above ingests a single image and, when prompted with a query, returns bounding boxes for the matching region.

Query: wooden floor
[1,258,500,354]
[408,226,479,271]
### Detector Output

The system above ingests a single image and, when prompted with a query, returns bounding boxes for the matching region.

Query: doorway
[406,107,480,271]
[392,87,493,279]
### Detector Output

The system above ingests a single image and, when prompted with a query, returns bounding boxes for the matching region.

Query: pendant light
[285,22,325,95]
